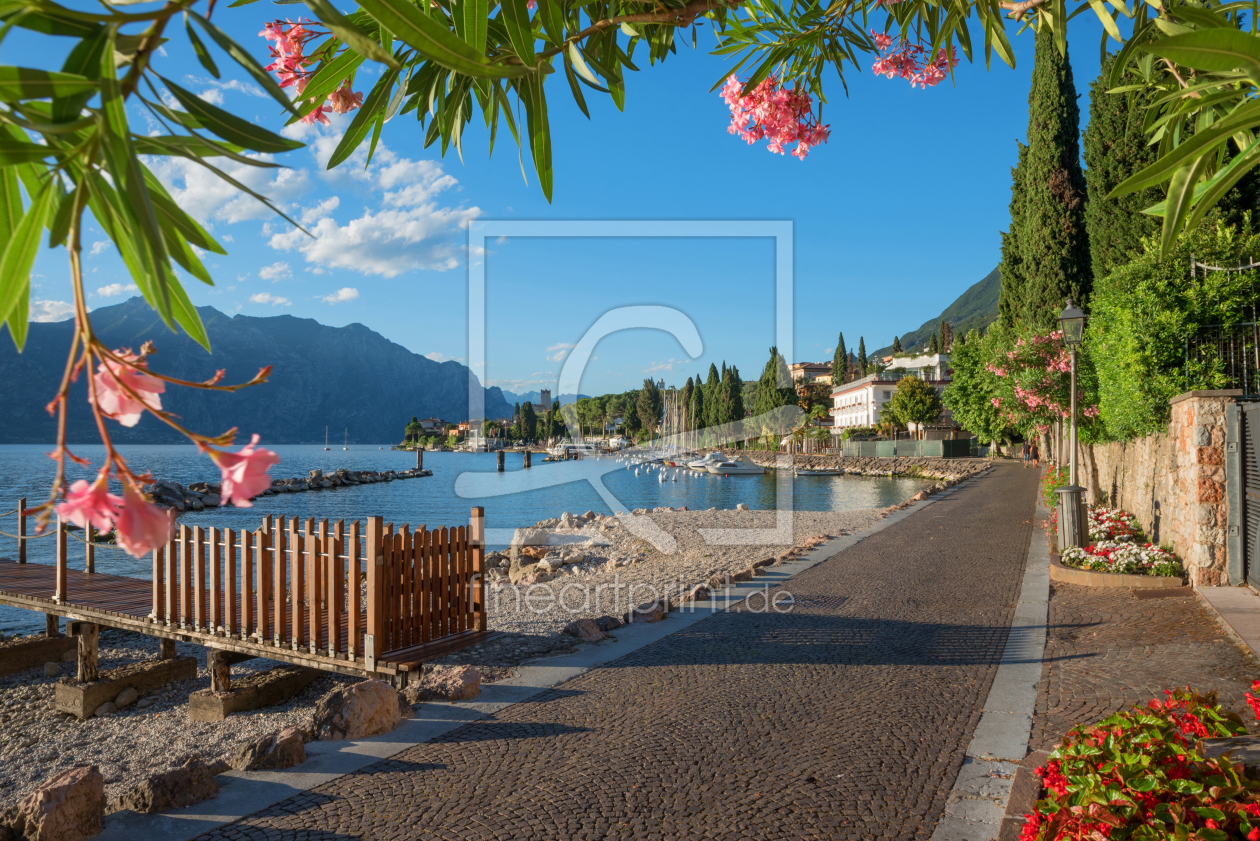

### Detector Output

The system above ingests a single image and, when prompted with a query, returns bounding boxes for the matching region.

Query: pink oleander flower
[327,84,363,115]
[301,102,332,126]
[527,0,536,8]
[56,478,122,534]
[871,30,894,50]
[206,434,280,507]
[114,484,175,557]
[93,350,165,427]
[719,74,829,159]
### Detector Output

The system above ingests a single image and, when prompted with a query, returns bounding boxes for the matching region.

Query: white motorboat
[706,456,765,475]
[794,468,845,476]
[688,453,725,471]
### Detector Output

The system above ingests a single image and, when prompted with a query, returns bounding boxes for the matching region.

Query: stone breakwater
[724,451,990,481]
[143,467,432,512]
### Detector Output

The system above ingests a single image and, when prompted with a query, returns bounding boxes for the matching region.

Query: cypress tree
[690,372,705,431]
[1019,26,1091,327]
[753,347,794,432]
[1083,54,1161,280]
[940,321,952,352]
[998,142,1028,331]
[704,364,721,429]
[892,335,903,354]
[831,333,848,385]
[929,332,939,353]
[726,366,745,424]
[682,377,694,429]
[857,337,867,378]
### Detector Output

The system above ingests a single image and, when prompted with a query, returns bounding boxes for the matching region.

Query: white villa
[829,352,953,432]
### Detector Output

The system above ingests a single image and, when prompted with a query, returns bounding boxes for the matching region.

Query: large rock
[561,618,609,642]
[626,601,666,624]
[312,679,408,741]
[403,665,481,704]
[109,759,219,815]
[7,765,103,841]
[229,727,306,772]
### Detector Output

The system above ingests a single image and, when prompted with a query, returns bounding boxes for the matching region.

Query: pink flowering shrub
[870,33,958,88]
[1022,688,1260,840]
[260,19,364,126]
[719,75,831,159]
[986,329,1100,438]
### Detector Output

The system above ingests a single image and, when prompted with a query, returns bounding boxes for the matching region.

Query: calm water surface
[0,444,927,635]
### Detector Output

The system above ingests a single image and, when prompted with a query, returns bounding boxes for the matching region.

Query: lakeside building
[829,352,955,433]
[530,389,552,415]
[416,418,445,432]
[789,361,833,385]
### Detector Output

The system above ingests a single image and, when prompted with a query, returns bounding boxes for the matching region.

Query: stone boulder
[626,601,666,624]
[312,679,408,741]
[708,573,733,590]
[230,727,306,772]
[5,765,104,841]
[594,615,622,632]
[109,759,220,815]
[562,618,609,642]
[683,585,710,602]
[516,569,553,587]
[403,665,481,704]
[909,491,929,503]
[114,687,138,709]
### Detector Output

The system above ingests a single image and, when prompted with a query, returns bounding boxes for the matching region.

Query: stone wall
[1077,390,1238,587]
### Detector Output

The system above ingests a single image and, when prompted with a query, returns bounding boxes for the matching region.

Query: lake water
[0,445,928,635]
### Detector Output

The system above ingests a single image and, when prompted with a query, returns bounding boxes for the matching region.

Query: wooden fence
[34,507,486,673]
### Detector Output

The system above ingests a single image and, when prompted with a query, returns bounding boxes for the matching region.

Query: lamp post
[1055,299,1088,551]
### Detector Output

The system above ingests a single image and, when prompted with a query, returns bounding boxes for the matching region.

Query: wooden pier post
[416,448,423,470]
[54,517,67,604]
[524,450,531,469]
[77,624,99,682]
[471,507,486,632]
[497,451,505,472]
[365,516,383,672]
[84,523,94,573]
[159,638,176,659]
[208,649,230,692]
[17,497,25,564]
[45,614,59,637]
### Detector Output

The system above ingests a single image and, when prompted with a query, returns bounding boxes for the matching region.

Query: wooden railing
[140,507,484,671]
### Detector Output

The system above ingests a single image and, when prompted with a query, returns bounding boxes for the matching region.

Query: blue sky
[13,5,1114,398]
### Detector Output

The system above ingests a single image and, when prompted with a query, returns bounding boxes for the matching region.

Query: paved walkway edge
[96,468,996,841]
[931,478,1049,841]
[1197,585,1260,662]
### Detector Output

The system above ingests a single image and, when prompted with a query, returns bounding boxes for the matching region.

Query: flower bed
[1022,687,1260,840]
[1058,506,1184,578]
[1041,464,1069,511]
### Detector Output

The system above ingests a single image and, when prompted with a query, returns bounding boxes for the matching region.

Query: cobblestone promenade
[199,464,1040,841]
[1031,583,1260,751]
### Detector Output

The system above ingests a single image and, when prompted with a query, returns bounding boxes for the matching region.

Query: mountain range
[871,266,1000,358]
[0,298,514,444]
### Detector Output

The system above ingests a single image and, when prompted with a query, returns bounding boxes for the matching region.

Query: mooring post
[16,496,25,564]
[45,613,59,637]
[159,637,177,659]
[524,450,531,469]
[55,517,67,603]
[416,447,423,470]
[85,523,95,574]
[208,649,231,692]
[77,623,99,682]
[497,451,505,472]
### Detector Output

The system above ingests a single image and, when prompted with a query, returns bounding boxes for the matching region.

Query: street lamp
[1056,299,1088,551]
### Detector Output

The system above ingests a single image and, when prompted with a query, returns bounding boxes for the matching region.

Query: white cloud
[89,241,111,256]
[644,359,685,374]
[258,261,291,281]
[546,342,574,363]
[319,287,359,304]
[185,76,267,100]
[221,234,233,243]
[96,283,138,298]
[249,292,291,306]
[267,137,479,278]
[425,351,465,363]
[197,88,225,105]
[147,153,310,226]
[30,300,74,322]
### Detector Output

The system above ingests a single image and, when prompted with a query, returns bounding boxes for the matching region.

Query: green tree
[884,376,944,435]
[725,366,745,425]
[856,338,868,378]
[929,332,939,353]
[998,142,1030,332]
[636,379,663,434]
[940,321,952,352]
[753,347,794,442]
[941,329,1010,444]
[1083,54,1161,280]
[1018,26,1092,328]
[690,374,706,433]
[681,377,694,429]
[831,333,848,385]
[892,336,903,354]
[521,402,538,441]
[703,364,722,429]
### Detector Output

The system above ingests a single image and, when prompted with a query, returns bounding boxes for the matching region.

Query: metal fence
[1185,322,1260,397]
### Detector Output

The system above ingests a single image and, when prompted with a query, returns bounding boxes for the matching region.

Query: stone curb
[94,467,997,841]
[1047,554,1188,589]
[997,750,1050,841]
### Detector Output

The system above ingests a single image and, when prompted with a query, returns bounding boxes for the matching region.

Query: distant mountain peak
[871,267,999,358]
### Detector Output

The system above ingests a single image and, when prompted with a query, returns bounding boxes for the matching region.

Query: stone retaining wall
[1078,390,1239,587]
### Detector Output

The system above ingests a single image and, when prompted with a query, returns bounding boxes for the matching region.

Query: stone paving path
[197,464,1040,841]
[1031,583,1260,751]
